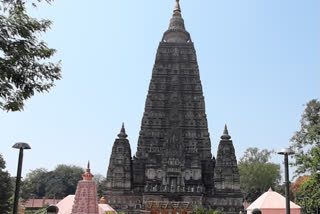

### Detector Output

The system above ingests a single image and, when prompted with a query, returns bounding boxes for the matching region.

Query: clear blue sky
[0,0,319,180]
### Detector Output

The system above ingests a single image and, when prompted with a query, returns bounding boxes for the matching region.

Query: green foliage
[238,147,281,202]
[274,183,286,197]
[46,164,84,198]
[21,164,84,200]
[0,153,14,214]
[291,99,320,213]
[239,147,273,164]
[294,174,320,214]
[291,99,320,175]
[191,206,220,214]
[94,174,107,198]
[0,0,61,111]
[21,168,49,199]
[24,205,48,214]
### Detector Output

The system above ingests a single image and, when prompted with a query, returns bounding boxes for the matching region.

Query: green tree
[291,99,320,175]
[24,205,48,214]
[0,153,13,214]
[191,206,220,214]
[291,99,320,213]
[297,174,320,214]
[93,174,107,198]
[0,0,61,112]
[238,147,281,202]
[20,168,49,200]
[46,164,84,198]
[21,165,84,200]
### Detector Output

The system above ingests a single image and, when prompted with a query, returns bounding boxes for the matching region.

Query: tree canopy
[239,147,274,165]
[238,147,281,202]
[191,206,220,214]
[290,99,320,213]
[0,153,13,214]
[291,99,320,175]
[21,164,84,200]
[291,175,310,195]
[0,0,61,111]
[93,174,107,198]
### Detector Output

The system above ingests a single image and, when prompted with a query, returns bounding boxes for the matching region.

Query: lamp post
[12,142,31,214]
[278,148,295,214]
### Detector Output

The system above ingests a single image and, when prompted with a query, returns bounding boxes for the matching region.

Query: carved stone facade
[72,162,99,214]
[105,1,243,214]
[214,125,241,193]
[106,124,132,192]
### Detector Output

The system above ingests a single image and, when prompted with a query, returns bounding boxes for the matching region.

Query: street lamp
[278,148,295,214]
[12,142,31,214]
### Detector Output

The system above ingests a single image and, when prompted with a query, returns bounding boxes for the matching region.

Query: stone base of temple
[103,193,244,214]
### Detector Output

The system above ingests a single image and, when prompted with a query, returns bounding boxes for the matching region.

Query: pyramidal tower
[72,162,99,214]
[105,1,243,213]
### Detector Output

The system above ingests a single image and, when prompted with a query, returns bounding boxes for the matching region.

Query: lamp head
[277,148,294,155]
[12,142,31,150]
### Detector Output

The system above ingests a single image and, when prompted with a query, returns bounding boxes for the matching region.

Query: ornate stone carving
[105,124,132,192]
[104,1,243,214]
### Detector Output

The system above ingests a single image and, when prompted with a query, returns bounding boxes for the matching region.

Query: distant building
[104,1,243,214]
[246,188,301,214]
[24,198,61,209]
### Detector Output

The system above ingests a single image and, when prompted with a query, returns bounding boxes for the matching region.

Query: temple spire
[82,161,94,181]
[215,125,240,193]
[106,123,132,191]
[173,0,181,13]
[72,162,99,214]
[118,122,128,139]
[163,0,190,43]
[221,124,231,140]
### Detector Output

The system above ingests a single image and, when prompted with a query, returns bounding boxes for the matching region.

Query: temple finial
[224,124,229,135]
[82,161,94,180]
[221,124,231,140]
[118,122,128,139]
[173,0,181,13]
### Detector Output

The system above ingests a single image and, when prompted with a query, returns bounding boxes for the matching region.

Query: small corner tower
[106,123,132,192]
[71,161,99,214]
[214,125,241,192]
[214,125,243,213]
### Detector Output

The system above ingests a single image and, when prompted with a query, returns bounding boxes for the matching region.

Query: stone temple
[104,1,243,214]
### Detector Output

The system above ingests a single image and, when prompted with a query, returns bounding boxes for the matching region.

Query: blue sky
[0,0,319,180]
